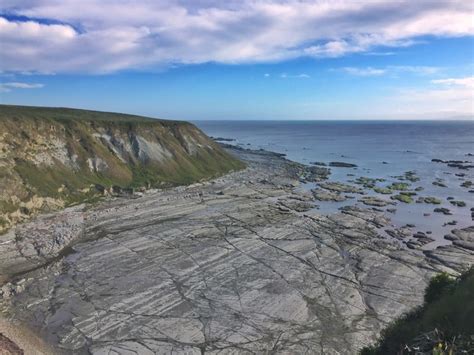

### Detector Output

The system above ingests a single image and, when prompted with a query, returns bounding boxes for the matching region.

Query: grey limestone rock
[0,147,469,355]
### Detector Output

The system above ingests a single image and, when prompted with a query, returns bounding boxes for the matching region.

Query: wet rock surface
[444,227,474,251]
[434,207,452,215]
[358,196,394,207]
[328,162,358,168]
[0,147,472,354]
[302,166,331,182]
[424,226,474,271]
[416,197,442,205]
[311,188,347,202]
[317,182,363,194]
[385,227,412,241]
[431,159,474,170]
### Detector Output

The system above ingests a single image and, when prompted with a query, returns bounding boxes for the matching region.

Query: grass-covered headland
[0,105,245,232]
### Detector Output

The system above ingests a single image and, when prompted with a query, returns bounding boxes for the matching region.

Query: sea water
[195,120,474,249]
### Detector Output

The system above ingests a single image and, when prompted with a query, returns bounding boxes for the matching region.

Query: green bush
[424,272,455,304]
[360,267,474,354]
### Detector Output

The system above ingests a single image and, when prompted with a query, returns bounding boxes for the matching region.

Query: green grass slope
[360,268,474,354]
[0,105,245,232]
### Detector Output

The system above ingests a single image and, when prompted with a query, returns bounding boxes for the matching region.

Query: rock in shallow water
[358,196,394,207]
[425,226,474,271]
[312,188,347,202]
[318,182,363,194]
[329,161,358,168]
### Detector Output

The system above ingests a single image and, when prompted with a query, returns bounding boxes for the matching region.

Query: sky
[0,0,473,120]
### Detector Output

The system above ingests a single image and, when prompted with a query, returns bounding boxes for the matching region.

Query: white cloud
[340,65,440,76]
[0,0,473,73]
[390,66,440,75]
[280,73,310,79]
[390,76,474,118]
[364,52,395,56]
[341,67,386,76]
[432,77,474,88]
[0,81,45,92]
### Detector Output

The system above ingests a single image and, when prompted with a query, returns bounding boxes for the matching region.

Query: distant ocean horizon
[193,120,474,164]
[193,119,473,122]
[193,120,474,181]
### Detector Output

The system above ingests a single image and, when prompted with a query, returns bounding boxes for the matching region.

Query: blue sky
[1,1,473,120]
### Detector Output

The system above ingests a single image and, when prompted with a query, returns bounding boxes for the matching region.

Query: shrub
[359,268,474,354]
[424,272,455,304]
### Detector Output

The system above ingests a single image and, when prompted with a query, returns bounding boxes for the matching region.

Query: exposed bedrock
[0,148,472,354]
[0,207,84,286]
[424,226,474,271]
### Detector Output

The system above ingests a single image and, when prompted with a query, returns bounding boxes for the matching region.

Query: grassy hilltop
[0,105,244,232]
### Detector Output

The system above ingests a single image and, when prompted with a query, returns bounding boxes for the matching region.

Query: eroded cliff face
[0,105,244,233]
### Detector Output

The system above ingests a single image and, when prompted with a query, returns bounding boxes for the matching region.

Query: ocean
[194,120,474,249]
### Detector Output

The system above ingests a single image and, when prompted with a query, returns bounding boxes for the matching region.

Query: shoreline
[1,145,473,354]
[219,138,473,251]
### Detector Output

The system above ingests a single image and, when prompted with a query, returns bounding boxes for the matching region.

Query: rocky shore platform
[1,146,473,354]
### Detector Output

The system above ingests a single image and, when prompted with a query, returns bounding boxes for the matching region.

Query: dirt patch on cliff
[0,333,23,355]
[0,320,58,355]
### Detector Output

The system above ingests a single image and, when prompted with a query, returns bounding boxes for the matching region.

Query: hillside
[0,105,244,233]
[361,268,474,354]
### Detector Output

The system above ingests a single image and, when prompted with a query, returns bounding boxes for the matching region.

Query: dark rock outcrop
[329,161,358,168]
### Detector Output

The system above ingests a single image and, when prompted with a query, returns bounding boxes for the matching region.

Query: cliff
[0,105,244,233]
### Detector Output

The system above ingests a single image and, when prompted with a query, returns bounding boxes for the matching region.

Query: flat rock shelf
[1,147,473,354]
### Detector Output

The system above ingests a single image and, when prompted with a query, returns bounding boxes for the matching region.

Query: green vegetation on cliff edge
[361,268,474,354]
[0,105,245,232]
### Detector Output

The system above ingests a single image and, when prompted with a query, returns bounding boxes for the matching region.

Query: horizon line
[1,103,472,122]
